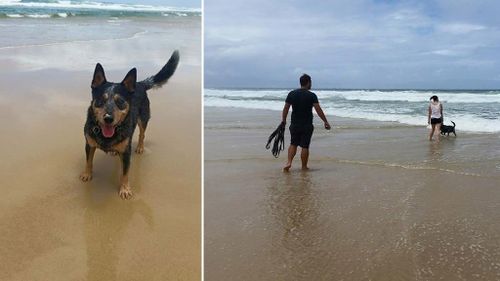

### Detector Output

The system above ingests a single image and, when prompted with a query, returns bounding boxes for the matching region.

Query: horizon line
[205,87,500,91]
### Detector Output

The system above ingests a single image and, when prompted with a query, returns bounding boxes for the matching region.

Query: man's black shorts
[289,124,314,148]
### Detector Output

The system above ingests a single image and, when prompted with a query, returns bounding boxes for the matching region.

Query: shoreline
[205,106,500,178]
[205,105,500,136]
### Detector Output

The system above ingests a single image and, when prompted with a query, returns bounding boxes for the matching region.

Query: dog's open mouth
[101,124,116,138]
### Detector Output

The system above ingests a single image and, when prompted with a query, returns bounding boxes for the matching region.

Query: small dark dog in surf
[79,50,180,199]
[440,121,456,136]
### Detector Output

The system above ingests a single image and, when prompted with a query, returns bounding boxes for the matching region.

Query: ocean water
[0,0,200,18]
[205,88,500,133]
[0,0,200,71]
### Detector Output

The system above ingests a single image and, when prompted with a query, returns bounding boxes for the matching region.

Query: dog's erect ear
[121,68,137,93]
[91,63,107,89]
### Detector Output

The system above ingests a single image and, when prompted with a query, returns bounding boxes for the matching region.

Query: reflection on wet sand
[83,181,153,281]
[428,140,443,160]
[266,172,324,279]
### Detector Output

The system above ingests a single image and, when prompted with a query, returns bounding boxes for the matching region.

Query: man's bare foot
[79,171,92,182]
[119,184,133,200]
[135,145,144,154]
[301,166,309,171]
[283,163,292,172]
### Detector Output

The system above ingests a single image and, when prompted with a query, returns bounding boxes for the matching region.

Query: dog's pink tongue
[101,124,115,138]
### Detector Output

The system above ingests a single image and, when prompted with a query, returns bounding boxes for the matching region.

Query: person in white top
[428,95,443,141]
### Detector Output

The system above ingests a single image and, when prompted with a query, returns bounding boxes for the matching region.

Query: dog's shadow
[81,151,153,281]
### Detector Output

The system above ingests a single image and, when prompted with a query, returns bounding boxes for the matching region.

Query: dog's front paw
[107,151,118,156]
[135,145,145,154]
[119,184,133,200]
[80,171,92,182]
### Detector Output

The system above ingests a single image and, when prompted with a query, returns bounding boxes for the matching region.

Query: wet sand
[0,18,200,280]
[205,107,500,280]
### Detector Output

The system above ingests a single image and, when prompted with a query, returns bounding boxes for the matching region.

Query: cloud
[429,49,463,56]
[437,23,486,34]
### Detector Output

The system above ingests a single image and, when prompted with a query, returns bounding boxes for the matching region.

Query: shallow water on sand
[205,107,500,281]
[0,17,201,71]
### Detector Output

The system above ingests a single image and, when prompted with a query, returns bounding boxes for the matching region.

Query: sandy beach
[205,106,500,280]
[0,16,200,281]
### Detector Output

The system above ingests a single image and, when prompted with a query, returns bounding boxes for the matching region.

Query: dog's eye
[94,99,104,108]
[115,97,127,110]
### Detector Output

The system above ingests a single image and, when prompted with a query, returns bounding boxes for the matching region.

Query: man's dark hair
[430,95,439,102]
[300,74,311,87]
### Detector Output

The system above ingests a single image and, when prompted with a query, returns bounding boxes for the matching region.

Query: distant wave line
[0,29,148,50]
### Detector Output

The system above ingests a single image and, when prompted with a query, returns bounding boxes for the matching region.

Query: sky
[205,0,500,89]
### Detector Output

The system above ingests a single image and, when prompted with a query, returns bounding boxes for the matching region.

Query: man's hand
[313,103,331,130]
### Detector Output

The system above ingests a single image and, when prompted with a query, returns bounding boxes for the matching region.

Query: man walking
[282,74,331,171]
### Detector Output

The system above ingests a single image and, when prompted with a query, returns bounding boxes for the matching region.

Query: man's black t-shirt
[285,89,319,126]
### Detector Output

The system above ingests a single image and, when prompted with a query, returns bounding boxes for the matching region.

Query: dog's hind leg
[136,99,150,154]
[135,119,147,154]
[119,145,133,199]
[80,143,96,181]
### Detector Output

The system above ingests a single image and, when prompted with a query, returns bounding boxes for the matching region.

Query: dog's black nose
[104,114,114,124]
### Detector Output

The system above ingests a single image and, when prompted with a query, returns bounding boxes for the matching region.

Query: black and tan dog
[440,121,456,136]
[79,51,179,199]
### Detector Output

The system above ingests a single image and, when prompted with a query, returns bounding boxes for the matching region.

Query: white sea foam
[207,89,500,104]
[26,13,51,18]
[107,17,130,23]
[0,0,200,13]
[316,90,500,104]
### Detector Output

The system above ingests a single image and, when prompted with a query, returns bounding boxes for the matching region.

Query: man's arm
[313,103,331,130]
[282,103,291,123]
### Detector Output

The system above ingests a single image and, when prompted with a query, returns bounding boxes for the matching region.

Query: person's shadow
[82,154,154,281]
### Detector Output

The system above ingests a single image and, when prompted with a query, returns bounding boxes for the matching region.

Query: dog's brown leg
[80,143,96,181]
[135,119,146,154]
[118,147,133,199]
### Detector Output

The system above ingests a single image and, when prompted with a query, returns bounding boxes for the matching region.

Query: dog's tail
[451,121,456,127]
[140,50,180,91]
